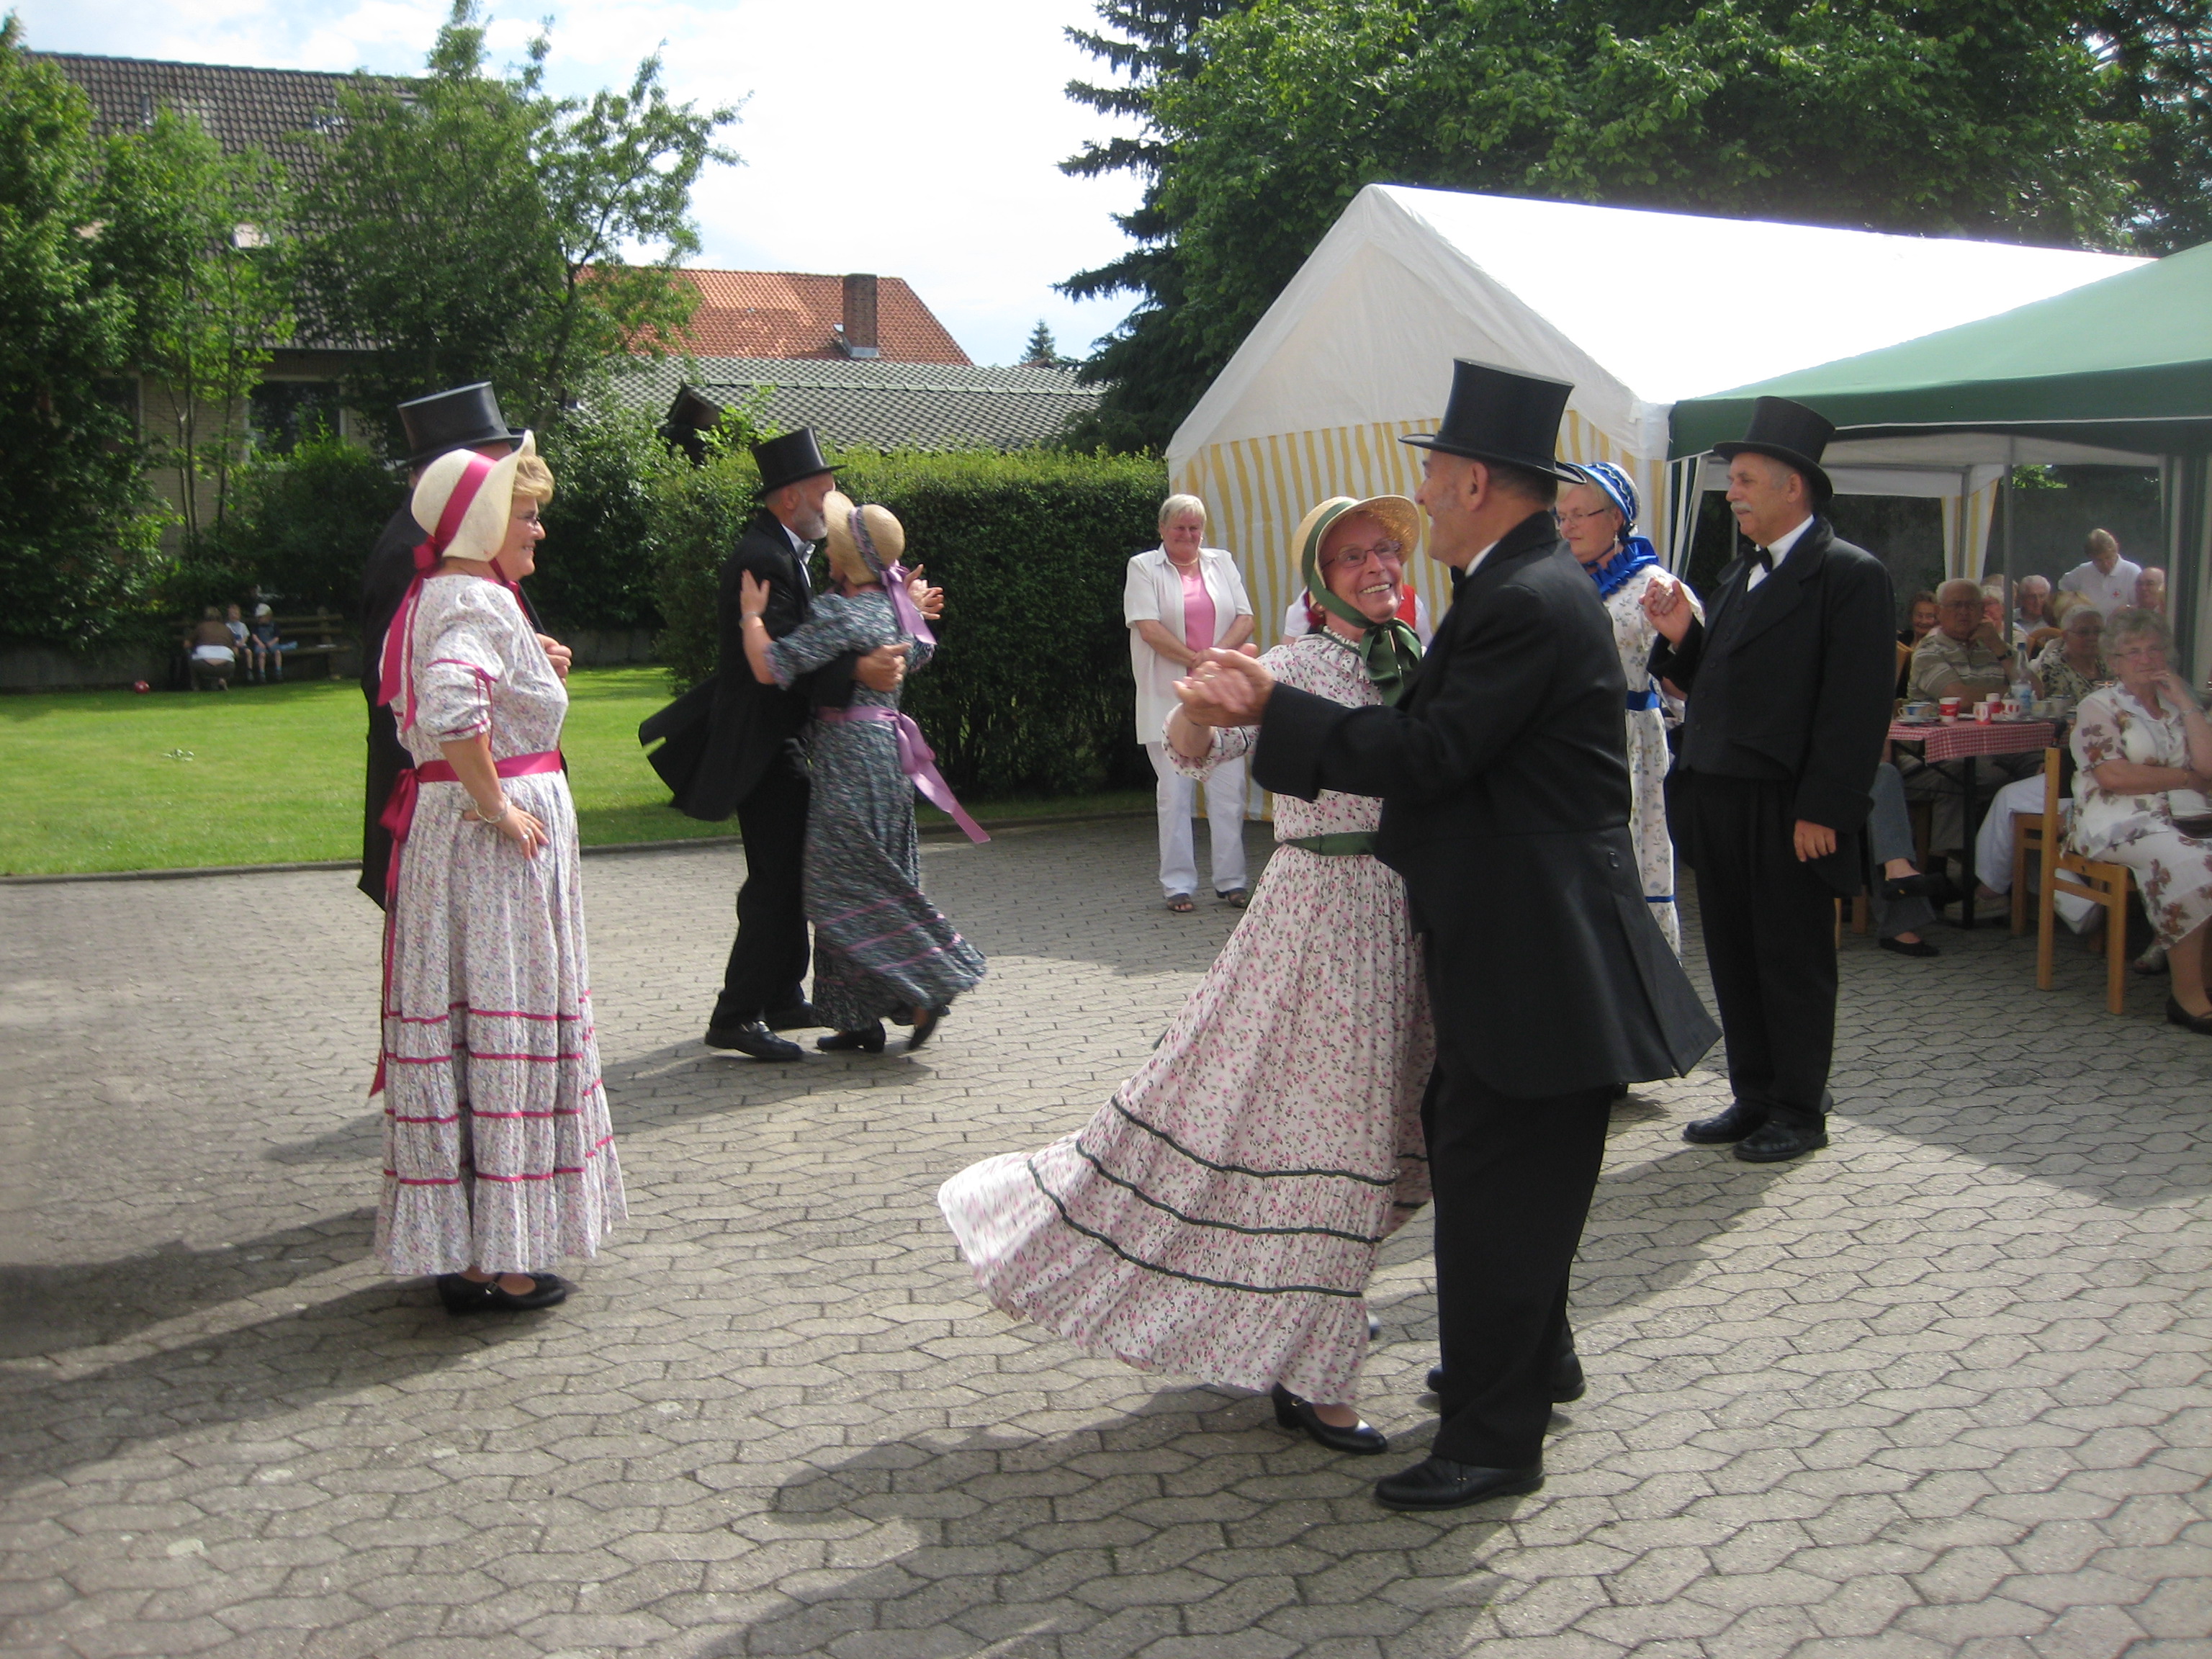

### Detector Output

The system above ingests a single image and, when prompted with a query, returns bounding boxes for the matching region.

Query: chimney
[840,274,881,358]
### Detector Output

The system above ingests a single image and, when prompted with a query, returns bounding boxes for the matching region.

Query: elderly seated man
[1902,577,2040,860]
[2013,573,2055,642]
[2136,565,2167,616]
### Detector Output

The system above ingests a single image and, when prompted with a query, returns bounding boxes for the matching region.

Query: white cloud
[17,0,1146,365]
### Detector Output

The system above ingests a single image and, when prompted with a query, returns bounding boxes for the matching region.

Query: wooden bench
[175,611,351,687]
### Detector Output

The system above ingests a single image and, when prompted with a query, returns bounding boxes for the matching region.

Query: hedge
[651,447,1170,798]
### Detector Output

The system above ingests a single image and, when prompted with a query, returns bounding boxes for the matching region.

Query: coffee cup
[1939,696,1961,723]
[2000,696,2022,719]
[1904,701,1936,721]
[1974,701,1994,723]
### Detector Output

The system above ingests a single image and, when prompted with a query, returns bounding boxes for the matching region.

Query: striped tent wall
[1943,478,2003,580]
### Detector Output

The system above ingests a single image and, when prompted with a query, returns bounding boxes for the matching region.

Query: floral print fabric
[938,631,1433,1404]
[1607,565,1696,955]
[377,576,624,1276]
[2069,683,2212,946]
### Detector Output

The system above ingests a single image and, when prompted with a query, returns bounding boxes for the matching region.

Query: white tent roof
[1169,185,2144,469]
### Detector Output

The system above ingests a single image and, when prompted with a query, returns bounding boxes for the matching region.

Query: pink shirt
[1177,562,1216,652]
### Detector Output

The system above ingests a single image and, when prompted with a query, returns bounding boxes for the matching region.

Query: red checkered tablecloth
[1887,718,2056,763]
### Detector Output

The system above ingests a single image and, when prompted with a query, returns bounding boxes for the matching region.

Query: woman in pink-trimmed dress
[940,496,1434,1455]
[373,434,624,1313]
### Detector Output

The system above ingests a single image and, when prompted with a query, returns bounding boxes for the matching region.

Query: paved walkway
[0,820,2205,1659]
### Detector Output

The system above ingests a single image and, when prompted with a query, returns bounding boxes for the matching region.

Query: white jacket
[1123,545,1253,740]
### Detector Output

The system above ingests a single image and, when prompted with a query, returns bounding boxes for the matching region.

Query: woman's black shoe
[818,1023,886,1053]
[436,1272,567,1314]
[1881,872,1961,906]
[907,1007,948,1052]
[2165,996,2212,1035]
[1271,1385,1388,1455]
[1878,935,1941,958]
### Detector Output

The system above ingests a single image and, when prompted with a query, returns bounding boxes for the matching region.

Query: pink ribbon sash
[371,747,564,1095]
[817,707,989,844]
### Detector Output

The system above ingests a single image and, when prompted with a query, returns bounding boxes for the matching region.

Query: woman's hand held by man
[1641,572,1692,645]
[1177,649,1274,726]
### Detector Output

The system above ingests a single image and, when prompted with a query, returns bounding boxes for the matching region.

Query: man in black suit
[358,384,565,907]
[1178,361,1718,1511]
[1644,397,1896,1163]
[639,429,914,1061]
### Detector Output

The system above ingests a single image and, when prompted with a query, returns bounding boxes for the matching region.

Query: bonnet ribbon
[817,707,989,844]
[850,505,934,647]
[377,451,500,734]
[1300,503,1422,696]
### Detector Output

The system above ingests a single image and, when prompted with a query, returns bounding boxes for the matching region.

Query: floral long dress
[2069,683,2212,945]
[938,630,1434,1406]
[377,575,625,1275]
[1603,562,1698,955]
[768,590,986,1030]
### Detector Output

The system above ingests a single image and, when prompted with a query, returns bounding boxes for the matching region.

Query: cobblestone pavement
[1,819,2206,1659]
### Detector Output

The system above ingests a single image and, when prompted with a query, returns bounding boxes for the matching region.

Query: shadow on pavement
[715,1389,1512,1658]
[0,1209,377,1359]
[0,1277,547,1496]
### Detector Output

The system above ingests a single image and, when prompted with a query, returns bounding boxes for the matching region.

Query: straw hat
[1293,495,1421,584]
[410,431,535,562]
[822,489,906,584]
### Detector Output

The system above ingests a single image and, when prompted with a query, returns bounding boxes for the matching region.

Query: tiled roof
[618,358,1102,453]
[672,271,971,364]
[33,52,374,180]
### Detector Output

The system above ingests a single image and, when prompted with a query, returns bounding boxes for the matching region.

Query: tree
[1056,1,1246,453]
[297,0,736,454]
[2090,0,2212,253]
[1061,0,2149,451]
[93,109,295,539]
[1020,319,1071,367]
[0,17,165,647]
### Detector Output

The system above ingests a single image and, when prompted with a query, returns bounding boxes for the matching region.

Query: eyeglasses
[513,508,542,526]
[2110,644,2164,661]
[1558,508,1618,528]
[1323,541,1403,570]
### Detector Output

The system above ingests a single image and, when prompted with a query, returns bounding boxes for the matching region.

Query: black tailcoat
[357,500,548,907]
[639,507,854,821]
[1254,511,1718,1099]
[1649,517,1896,889]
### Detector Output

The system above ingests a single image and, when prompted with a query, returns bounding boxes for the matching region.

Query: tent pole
[2002,439,2016,641]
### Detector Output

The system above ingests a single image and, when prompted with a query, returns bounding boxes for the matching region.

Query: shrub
[531,406,682,633]
[179,427,400,619]
[651,446,1169,797]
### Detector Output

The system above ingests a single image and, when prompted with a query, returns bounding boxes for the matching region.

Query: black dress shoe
[2165,995,2212,1034]
[1425,1350,1584,1404]
[703,1021,804,1061]
[1374,1456,1542,1511]
[766,1003,823,1031]
[1682,1100,1766,1144]
[1734,1118,1829,1163]
[436,1272,567,1314]
[1878,935,1941,958]
[907,1007,948,1052]
[818,1022,886,1053]
[1271,1385,1388,1455]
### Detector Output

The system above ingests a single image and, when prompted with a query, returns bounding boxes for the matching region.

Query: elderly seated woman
[2029,604,2112,706]
[2069,608,2212,1031]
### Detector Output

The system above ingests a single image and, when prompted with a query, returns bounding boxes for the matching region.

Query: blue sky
[14,0,1146,367]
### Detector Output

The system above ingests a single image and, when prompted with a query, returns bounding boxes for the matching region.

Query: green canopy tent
[1669,241,2212,673]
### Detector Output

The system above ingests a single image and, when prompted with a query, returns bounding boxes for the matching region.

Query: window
[249,381,343,454]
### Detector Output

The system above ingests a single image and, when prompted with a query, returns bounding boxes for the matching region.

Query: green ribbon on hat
[1301,500,1424,697]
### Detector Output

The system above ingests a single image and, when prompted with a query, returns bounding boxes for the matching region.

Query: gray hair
[1158,493,1207,532]
[2104,606,2172,658]
[2063,605,2103,635]
[1937,577,1985,606]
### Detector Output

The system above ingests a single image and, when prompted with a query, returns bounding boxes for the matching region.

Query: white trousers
[1977,775,2095,930]
[1146,742,1249,898]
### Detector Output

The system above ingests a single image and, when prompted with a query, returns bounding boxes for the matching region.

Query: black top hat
[397,382,521,469]
[660,386,724,469]
[1713,397,1835,500]
[752,428,839,495]
[1402,359,1579,482]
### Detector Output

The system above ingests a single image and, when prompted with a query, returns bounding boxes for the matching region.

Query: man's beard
[792,507,830,541]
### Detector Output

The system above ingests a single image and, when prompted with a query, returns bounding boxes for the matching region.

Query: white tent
[1168,184,2145,642]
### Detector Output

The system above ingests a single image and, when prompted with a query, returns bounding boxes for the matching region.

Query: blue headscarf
[1568,461,1660,598]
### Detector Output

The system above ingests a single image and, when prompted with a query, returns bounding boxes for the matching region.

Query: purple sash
[817,707,989,844]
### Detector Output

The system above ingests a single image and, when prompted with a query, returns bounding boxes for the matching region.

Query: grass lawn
[0,667,1149,876]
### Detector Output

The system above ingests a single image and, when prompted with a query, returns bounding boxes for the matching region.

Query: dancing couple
[943,361,1718,1509]
[643,429,985,1061]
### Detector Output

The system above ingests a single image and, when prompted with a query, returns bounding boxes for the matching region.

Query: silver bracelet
[471,796,510,825]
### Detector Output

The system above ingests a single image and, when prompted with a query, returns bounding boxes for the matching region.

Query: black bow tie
[1748,546,1773,575]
